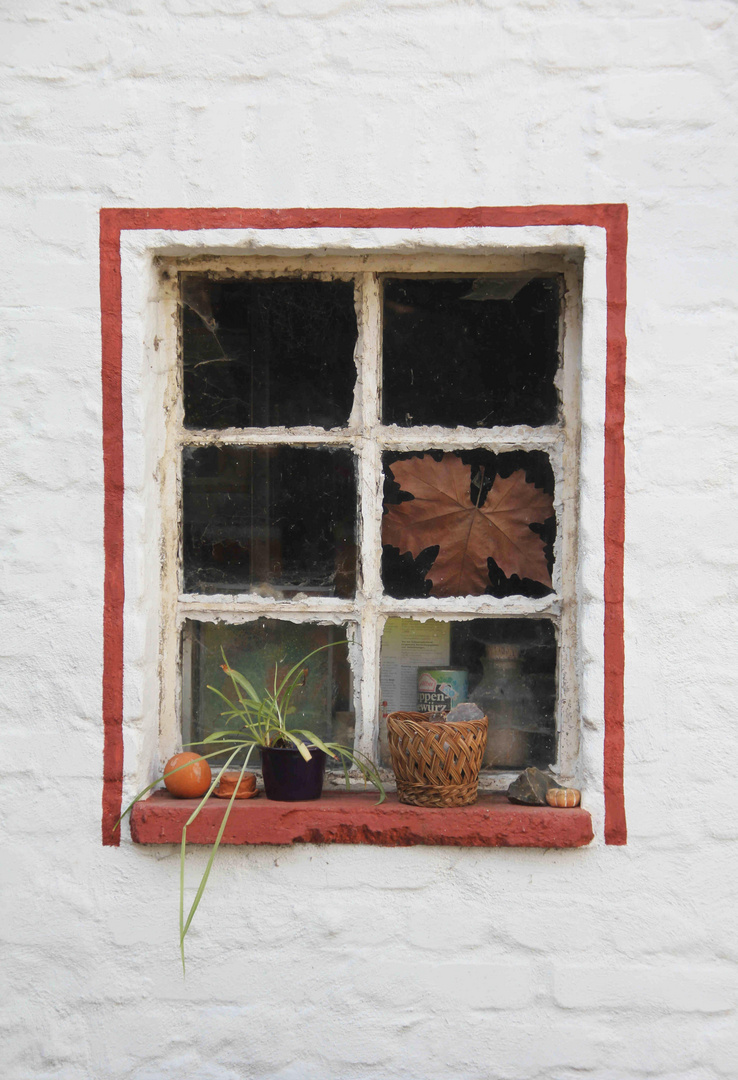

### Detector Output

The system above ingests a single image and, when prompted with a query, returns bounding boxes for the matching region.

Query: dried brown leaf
[382,454,553,597]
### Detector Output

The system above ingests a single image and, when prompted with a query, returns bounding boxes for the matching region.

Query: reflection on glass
[184,620,354,767]
[381,449,555,600]
[182,276,358,429]
[382,276,561,428]
[183,446,357,597]
[378,617,556,770]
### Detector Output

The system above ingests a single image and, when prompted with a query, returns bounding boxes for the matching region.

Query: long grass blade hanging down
[114,639,384,972]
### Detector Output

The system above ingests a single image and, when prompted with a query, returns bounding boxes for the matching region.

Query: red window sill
[131,790,593,848]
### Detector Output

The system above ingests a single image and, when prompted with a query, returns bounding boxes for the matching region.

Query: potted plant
[116,641,384,969]
[206,643,377,803]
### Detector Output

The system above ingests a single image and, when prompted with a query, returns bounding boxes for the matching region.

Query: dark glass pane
[182,276,357,429]
[185,620,354,768]
[183,446,357,597]
[379,617,556,770]
[382,276,561,428]
[381,449,555,599]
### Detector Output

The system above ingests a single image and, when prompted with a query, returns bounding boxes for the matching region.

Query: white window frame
[119,225,607,811]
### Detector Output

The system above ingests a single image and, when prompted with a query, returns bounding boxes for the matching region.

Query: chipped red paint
[131,790,594,848]
[602,205,628,845]
[100,212,124,846]
[100,205,627,847]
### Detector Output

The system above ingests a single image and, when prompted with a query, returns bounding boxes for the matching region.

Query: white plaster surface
[1,2,737,1078]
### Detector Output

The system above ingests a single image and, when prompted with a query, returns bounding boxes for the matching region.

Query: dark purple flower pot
[260,744,326,802]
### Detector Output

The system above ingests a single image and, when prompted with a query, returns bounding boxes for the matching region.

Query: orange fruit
[163,752,212,798]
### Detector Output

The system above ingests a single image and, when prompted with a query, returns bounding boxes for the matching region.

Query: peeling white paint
[144,251,586,791]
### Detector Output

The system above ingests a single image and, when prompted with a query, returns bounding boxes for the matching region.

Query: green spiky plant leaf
[115,640,384,972]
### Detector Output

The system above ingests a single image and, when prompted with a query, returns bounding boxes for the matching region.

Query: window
[102,206,626,848]
[157,252,581,788]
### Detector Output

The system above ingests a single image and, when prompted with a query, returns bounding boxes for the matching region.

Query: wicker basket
[387,711,488,808]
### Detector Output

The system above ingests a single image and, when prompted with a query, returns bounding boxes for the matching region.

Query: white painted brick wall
[1,1,737,1077]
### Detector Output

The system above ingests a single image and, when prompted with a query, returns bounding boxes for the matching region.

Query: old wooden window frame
[161,253,582,789]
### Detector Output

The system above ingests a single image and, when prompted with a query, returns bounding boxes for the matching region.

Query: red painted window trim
[100,205,627,848]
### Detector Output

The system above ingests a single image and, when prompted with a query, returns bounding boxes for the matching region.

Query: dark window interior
[182,276,357,429]
[183,445,357,597]
[382,276,561,428]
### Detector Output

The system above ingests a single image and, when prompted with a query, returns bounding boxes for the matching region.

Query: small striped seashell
[546,787,581,808]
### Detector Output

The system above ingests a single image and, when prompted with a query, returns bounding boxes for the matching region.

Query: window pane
[183,446,357,597]
[182,276,357,429]
[382,276,560,428]
[379,617,556,771]
[184,620,354,767]
[382,450,555,599]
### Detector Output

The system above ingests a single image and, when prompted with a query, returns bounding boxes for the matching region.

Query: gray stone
[507,767,561,806]
[446,702,485,723]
